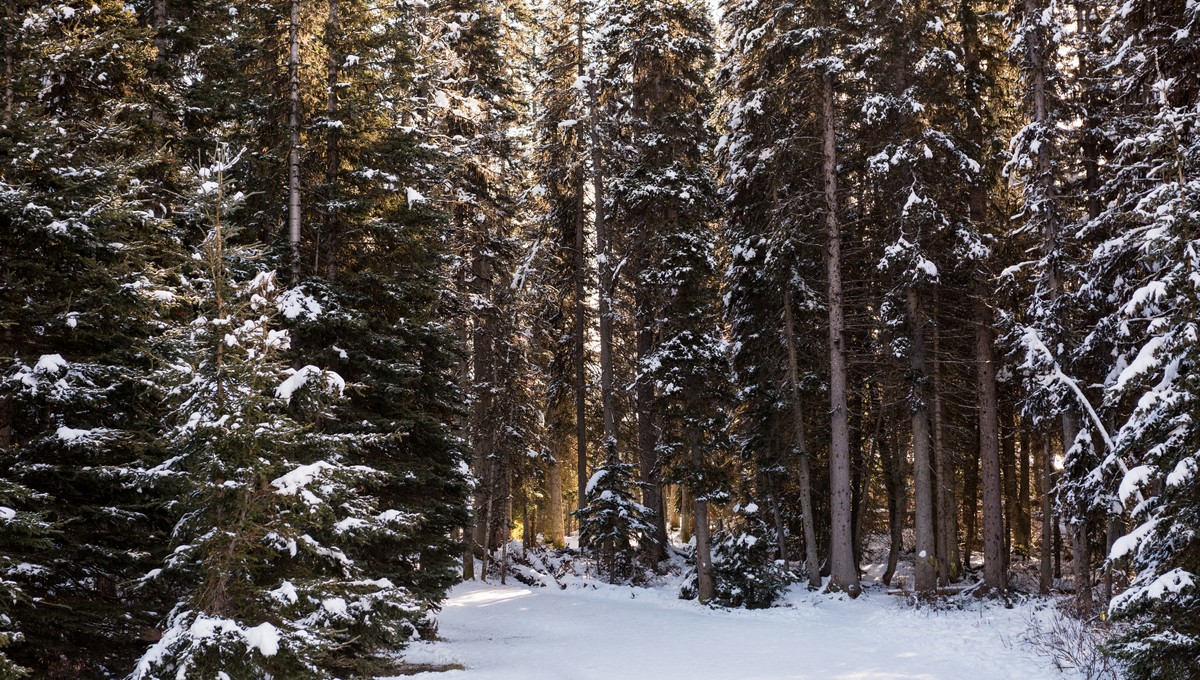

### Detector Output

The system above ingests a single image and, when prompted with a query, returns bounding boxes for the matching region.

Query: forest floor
[386,547,1076,680]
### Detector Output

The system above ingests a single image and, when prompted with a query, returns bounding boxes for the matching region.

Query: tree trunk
[1002,409,1018,567]
[287,0,302,282]
[784,290,822,588]
[692,442,715,603]
[976,278,1006,593]
[1019,427,1032,554]
[962,424,978,566]
[589,77,616,467]
[545,409,566,547]
[1063,413,1091,614]
[323,0,341,278]
[636,267,666,559]
[1039,436,1053,594]
[907,288,937,596]
[932,302,952,585]
[680,486,693,544]
[573,5,588,514]
[819,22,858,596]
[880,413,904,586]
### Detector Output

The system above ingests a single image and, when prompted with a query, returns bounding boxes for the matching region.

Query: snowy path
[393,580,1062,680]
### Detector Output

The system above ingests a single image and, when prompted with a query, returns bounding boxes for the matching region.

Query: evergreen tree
[0,1,181,672]
[576,459,655,582]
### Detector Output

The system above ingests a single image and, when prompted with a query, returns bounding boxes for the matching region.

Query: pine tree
[0,1,182,672]
[1085,1,1200,674]
[577,459,655,582]
[133,151,443,677]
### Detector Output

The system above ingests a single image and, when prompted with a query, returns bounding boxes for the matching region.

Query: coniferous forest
[0,0,1197,678]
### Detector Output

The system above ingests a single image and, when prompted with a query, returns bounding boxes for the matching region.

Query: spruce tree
[0,1,182,672]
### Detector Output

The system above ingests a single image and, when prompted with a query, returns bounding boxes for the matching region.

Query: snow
[34,354,67,374]
[584,469,607,496]
[277,287,323,320]
[407,187,427,205]
[271,461,333,497]
[1118,464,1155,506]
[276,365,345,404]
[393,580,1061,680]
[1165,456,1196,487]
[243,622,280,657]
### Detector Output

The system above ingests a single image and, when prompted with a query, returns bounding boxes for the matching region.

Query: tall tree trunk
[880,417,904,586]
[819,18,858,596]
[932,301,952,585]
[2,2,14,122]
[1002,409,1018,567]
[573,5,588,513]
[907,288,937,595]
[636,301,666,558]
[459,275,476,579]
[323,0,341,278]
[692,441,715,603]
[784,290,822,588]
[545,406,567,547]
[287,0,303,282]
[589,78,616,465]
[1039,436,1053,594]
[1063,414,1091,614]
[976,279,1006,593]
[1019,427,1032,554]
[680,486,693,544]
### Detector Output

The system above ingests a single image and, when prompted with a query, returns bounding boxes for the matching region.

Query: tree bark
[880,418,904,586]
[545,406,567,547]
[692,443,715,603]
[819,20,858,596]
[573,9,589,514]
[287,0,303,282]
[1019,427,1032,554]
[784,290,822,588]
[680,485,693,544]
[1063,413,1091,614]
[1002,409,1018,566]
[932,302,952,585]
[323,0,341,278]
[1039,436,1053,594]
[589,76,616,467]
[907,288,937,596]
[976,279,1006,593]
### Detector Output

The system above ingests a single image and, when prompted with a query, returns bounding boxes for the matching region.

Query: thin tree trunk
[819,14,858,596]
[287,0,303,282]
[907,288,937,596]
[976,279,1006,593]
[573,5,588,514]
[323,0,341,278]
[880,411,904,586]
[1019,427,1032,554]
[680,485,693,544]
[1039,436,1053,594]
[963,423,979,566]
[1063,413,1091,614]
[1002,409,1018,567]
[692,443,715,603]
[2,1,14,123]
[784,290,821,588]
[590,77,616,466]
[932,302,952,586]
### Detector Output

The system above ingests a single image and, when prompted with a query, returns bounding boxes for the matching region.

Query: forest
[0,0,1197,677]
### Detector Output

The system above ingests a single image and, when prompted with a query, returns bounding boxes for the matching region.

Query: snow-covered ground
[391,575,1065,680]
